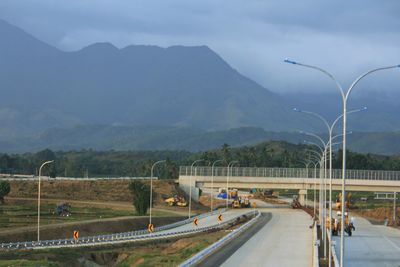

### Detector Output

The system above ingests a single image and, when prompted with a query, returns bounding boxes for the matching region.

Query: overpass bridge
[179,166,400,202]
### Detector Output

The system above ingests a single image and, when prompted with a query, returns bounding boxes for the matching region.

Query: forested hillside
[1,141,400,179]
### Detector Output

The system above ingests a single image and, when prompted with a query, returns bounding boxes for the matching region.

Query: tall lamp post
[226,161,239,209]
[296,108,366,267]
[285,58,399,267]
[305,141,326,219]
[304,132,348,260]
[211,159,225,212]
[302,132,328,258]
[149,160,166,226]
[299,160,312,208]
[37,160,54,242]
[189,159,204,219]
[305,156,321,219]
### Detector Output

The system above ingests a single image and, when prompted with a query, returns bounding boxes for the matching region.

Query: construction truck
[336,192,353,210]
[240,196,250,208]
[217,188,228,199]
[232,196,252,208]
[331,211,355,236]
[229,189,238,199]
[217,188,238,199]
[232,197,241,208]
[165,195,187,207]
[55,203,71,217]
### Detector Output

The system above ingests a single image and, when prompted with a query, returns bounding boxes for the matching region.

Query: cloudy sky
[0,0,399,94]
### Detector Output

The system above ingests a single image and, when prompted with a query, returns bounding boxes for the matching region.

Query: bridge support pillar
[178,175,200,201]
[298,189,307,207]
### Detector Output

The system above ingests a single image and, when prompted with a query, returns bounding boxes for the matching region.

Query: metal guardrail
[0,209,228,250]
[180,166,400,181]
[179,210,261,267]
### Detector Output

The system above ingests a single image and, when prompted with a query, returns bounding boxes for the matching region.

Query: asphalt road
[221,208,313,267]
[332,216,400,267]
[161,209,252,234]
[197,212,273,267]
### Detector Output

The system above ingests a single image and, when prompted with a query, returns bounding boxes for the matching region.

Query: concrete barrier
[313,223,319,267]
[327,229,339,267]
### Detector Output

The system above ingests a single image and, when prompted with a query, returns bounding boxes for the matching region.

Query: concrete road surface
[161,209,252,234]
[333,216,400,267]
[221,208,313,267]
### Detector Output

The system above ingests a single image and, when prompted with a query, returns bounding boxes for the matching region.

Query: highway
[161,209,251,234]
[221,208,313,267]
[332,216,400,267]
[1,209,253,250]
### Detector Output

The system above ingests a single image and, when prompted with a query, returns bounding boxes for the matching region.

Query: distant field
[0,199,133,229]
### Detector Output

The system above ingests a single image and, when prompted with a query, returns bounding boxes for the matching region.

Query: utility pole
[394,192,397,225]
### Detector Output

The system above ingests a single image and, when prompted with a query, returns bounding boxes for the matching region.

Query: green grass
[115,236,220,267]
[304,190,395,210]
[0,232,226,267]
[0,259,59,267]
[0,201,133,228]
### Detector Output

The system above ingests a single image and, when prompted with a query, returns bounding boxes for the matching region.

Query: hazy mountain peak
[0,19,59,54]
[0,18,399,154]
[79,42,119,52]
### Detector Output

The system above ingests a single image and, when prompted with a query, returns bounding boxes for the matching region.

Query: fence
[179,166,400,181]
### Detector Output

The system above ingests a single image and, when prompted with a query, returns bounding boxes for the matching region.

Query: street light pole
[211,159,224,212]
[310,160,320,219]
[149,160,166,226]
[189,159,204,219]
[303,132,328,257]
[37,160,54,242]
[306,150,322,220]
[226,161,239,210]
[296,108,365,267]
[300,160,312,208]
[285,58,399,267]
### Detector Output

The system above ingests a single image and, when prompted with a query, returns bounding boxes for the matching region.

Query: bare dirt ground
[8,179,177,204]
[4,196,189,215]
[7,179,206,211]
[353,207,400,226]
[198,195,226,209]
[1,179,208,242]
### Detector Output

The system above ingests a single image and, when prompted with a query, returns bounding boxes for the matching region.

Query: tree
[129,181,151,215]
[0,180,11,204]
[221,143,231,163]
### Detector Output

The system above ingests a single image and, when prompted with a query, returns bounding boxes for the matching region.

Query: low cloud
[0,0,399,93]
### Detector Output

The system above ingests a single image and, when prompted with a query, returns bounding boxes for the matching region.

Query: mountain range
[0,19,400,154]
[1,124,399,155]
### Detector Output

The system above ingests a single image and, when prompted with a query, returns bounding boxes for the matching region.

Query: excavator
[336,192,353,210]
[241,196,251,208]
[165,195,187,207]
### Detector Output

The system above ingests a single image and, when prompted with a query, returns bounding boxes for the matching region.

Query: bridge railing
[179,166,400,181]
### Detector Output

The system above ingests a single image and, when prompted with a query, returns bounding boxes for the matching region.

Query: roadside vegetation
[0,230,226,267]
[1,141,400,179]
[0,215,250,267]
[0,180,10,203]
[129,180,151,215]
[0,199,132,229]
